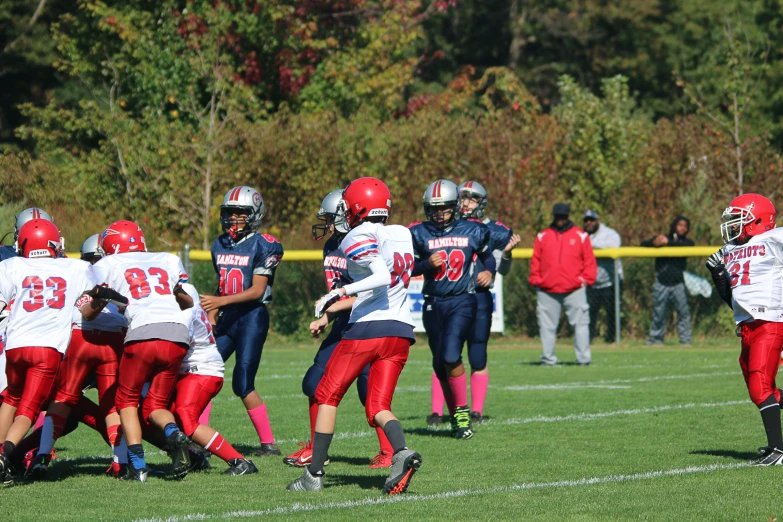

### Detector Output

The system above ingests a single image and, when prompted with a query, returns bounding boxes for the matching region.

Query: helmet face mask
[423,180,459,229]
[220,186,265,240]
[720,194,777,244]
[425,204,457,228]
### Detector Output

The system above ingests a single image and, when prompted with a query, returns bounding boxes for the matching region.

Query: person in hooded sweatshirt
[529,203,597,366]
[640,216,694,345]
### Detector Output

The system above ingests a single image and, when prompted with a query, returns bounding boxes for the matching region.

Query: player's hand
[309,316,329,338]
[476,270,493,287]
[315,289,344,318]
[503,234,521,253]
[706,248,725,272]
[428,252,444,268]
[199,295,224,312]
[652,234,669,247]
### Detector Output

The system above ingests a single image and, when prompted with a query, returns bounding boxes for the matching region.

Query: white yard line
[131,462,749,522]
[502,371,737,391]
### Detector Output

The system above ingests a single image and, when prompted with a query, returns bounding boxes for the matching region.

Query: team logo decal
[252,192,261,206]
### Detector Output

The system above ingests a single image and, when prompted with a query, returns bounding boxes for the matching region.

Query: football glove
[314,290,343,318]
[705,249,725,272]
[86,285,129,306]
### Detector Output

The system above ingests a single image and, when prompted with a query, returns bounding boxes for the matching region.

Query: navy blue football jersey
[211,232,284,305]
[471,217,513,276]
[0,246,17,261]
[409,219,491,297]
[322,235,353,291]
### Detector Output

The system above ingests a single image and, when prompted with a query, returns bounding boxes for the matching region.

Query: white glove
[314,289,343,318]
[705,249,725,271]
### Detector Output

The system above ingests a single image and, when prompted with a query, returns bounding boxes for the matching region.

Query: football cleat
[470,411,484,424]
[224,458,258,476]
[166,430,192,479]
[284,441,311,467]
[0,453,16,485]
[755,447,783,466]
[24,453,51,481]
[369,450,392,469]
[452,406,474,440]
[121,465,149,482]
[106,462,128,479]
[286,466,324,491]
[383,449,422,495]
[255,443,282,457]
[426,413,442,427]
[189,450,211,472]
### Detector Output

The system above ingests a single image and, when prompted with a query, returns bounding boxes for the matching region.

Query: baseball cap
[583,209,599,220]
[552,203,570,216]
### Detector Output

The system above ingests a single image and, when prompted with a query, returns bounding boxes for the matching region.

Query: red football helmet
[340,177,392,229]
[721,193,776,243]
[101,220,147,254]
[17,219,63,259]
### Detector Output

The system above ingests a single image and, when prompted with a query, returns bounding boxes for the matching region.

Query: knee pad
[302,365,325,398]
[231,376,252,399]
[468,342,487,371]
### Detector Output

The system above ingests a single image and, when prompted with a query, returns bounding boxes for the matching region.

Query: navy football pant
[302,314,369,404]
[216,304,269,399]
[422,294,477,381]
[466,291,493,371]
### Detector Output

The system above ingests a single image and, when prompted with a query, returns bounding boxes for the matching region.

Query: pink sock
[247,404,275,444]
[447,373,468,408]
[431,373,445,415]
[33,412,46,431]
[198,401,212,427]
[470,373,489,414]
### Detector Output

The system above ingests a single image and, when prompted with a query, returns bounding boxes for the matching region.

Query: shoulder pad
[407,221,422,229]
[260,233,281,244]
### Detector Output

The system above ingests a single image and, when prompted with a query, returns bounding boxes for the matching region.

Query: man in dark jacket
[641,216,694,345]
[529,203,597,365]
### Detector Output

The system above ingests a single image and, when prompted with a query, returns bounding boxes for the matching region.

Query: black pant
[587,284,621,343]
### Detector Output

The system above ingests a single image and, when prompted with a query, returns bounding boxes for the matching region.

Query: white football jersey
[0,257,98,354]
[92,252,189,332]
[72,297,127,332]
[340,222,415,326]
[179,284,224,378]
[723,227,783,324]
[0,320,7,393]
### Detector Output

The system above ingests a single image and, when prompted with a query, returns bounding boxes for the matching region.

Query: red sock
[470,372,489,415]
[308,398,318,444]
[205,431,244,463]
[431,373,445,415]
[247,403,275,444]
[376,426,393,454]
[447,373,468,408]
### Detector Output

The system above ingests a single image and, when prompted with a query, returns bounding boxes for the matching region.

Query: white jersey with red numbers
[92,252,189,332]
[0,318,7,393]
[179,284,224,378]
[340,222,415,326]
[723,227,783,324]
[72,297,127,332]
[0,257,98,353]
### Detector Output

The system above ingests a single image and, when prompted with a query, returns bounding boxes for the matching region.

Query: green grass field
[1,337,779,521]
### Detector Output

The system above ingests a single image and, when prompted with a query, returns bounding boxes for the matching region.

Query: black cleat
[224,458,258,476]
[254,443,281,457]
[24,453,51,482]
[189,450,211,472]
[120,465,149,482]
[0,453,15,485]
[755,447,783,466]
[167,430,192,479]
[469,411,484,424]
[426,413,442,426]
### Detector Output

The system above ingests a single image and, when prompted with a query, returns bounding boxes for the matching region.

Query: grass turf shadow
[690,449,758,461]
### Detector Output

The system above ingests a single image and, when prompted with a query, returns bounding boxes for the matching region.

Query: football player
[409,180,496,439]
[287,177,421,494]
[285,190,393,469]
[200,186,284,457]
[27,234,129,480]
[706,194,783,465]
[92,220,194,482]
[171,283,257,475]
[0,219,128,483]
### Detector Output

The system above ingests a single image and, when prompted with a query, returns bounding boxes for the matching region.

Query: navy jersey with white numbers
[211,232,284,305]
[409,219,491,298]
[472,218,513,288]
[323,235,353,291]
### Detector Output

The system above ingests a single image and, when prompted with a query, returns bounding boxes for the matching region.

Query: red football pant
[739,320,783,406]
[4,347,62,421]
[55,329,124,418]
[172,374,223,437]
[315,337,410,427]
[115,340,187,422]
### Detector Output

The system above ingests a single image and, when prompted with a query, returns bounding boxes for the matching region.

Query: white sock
[113,435,128,465]
[38,416,55,456]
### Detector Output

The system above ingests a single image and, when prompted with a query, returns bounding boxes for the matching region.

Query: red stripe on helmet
[229,187,242,202]
[433,181,441,198]
[465,181,473,189]
[32,209,40,219]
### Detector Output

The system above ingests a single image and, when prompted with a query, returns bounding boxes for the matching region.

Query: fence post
[614,257,621,345]
[184,244,192,277]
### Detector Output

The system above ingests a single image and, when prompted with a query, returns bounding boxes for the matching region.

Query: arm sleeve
[581,235,597,285]
[640,237,655,247]
[528,235,542,287]
[709,267,733,307]
[497,252,512,276]
[412,258,432,277]
[478,247,496,274]
[342,257,391,296]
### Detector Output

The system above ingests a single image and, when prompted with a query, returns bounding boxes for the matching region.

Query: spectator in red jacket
[529,203,597,365]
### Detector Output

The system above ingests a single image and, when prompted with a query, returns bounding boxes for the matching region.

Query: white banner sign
[407,274,505,334]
